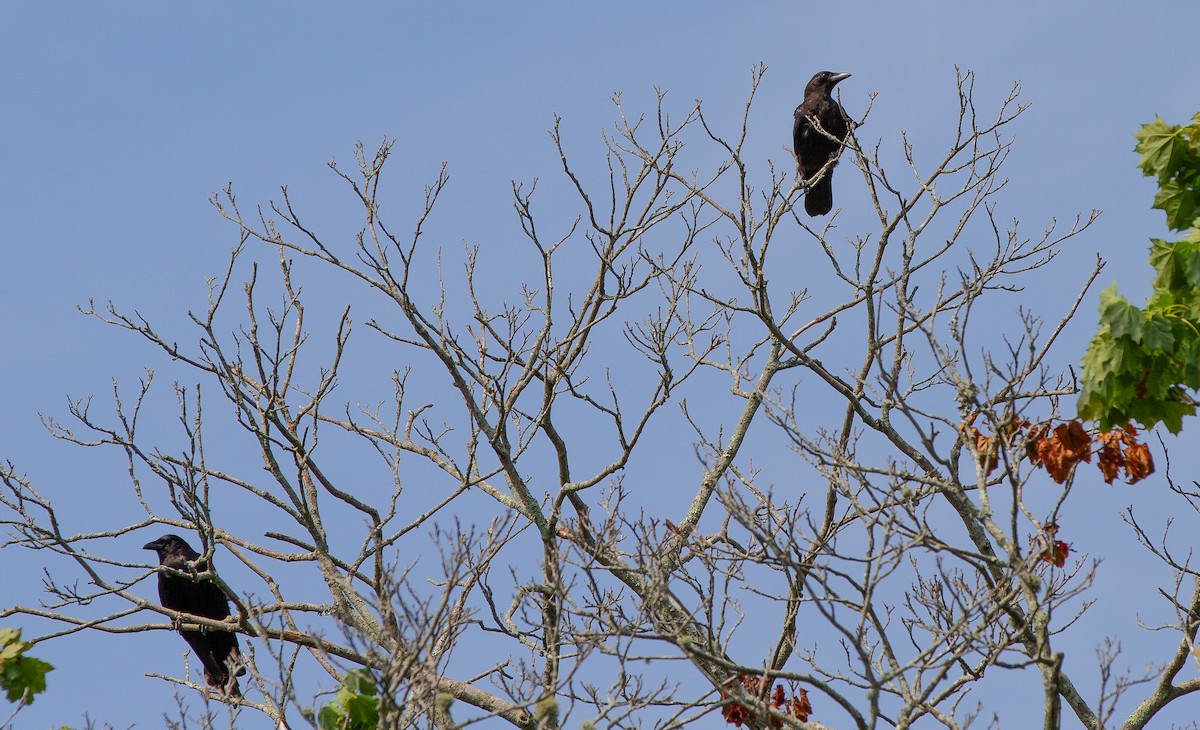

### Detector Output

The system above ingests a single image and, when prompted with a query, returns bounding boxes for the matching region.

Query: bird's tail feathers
[201,666,242,698]
[199,646,246,697]
[804,176,834,217]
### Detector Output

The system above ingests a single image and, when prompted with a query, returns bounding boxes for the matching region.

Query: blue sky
[3,3,1200,728]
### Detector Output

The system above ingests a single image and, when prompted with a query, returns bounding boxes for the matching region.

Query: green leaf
[0,646,21,665]
[344,694,379,727]
[1141,315,1177,352]
[342,668,376,697]
[1154,179,1200,231]
[1097,284,1143,341]
[1149,239,1181,290]
[1133,395,1193,434]
[317,705,344,730]
[1180,238,1200,290]
[1080,334,1124,379]
[1135,117,1188,180]
[2,656,53,704]
[0,629,52,706]
[316,669,381,730]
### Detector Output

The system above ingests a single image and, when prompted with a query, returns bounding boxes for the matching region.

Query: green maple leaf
[1149,239,1181,290]
[1154,180,1200,231]
[1097,284,1143,341]
[317,669,380,730]
[1135,117,1188,181]
[2,656,53,704]
[1141,315,1176,352]
[1179,238,1200,290]
[1083,334,1128,379]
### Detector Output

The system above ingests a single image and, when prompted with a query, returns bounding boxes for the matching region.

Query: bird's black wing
[157,563,233,619]
[794,98,850,216]
[794,99,846,175]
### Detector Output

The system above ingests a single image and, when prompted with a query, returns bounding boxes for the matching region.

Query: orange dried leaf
[1124,441,1154,484]
[962,426,999,476]
[1041,539,1070,568]
[771,684,786,709]
[1002,418,1028,436]
[1095,431,1125,485]
[1039,523,1069,567]
[1000,418,1031,449]
[791,688,812,722]
[1041,537,1070,566]
[721,681,751,727]
[721,698,750,727]
[1061,420,1092,463]
[1035,438,1069,483]
[723,675,771,727]
[1035,420,1092,484]
[1025,423,1048,465]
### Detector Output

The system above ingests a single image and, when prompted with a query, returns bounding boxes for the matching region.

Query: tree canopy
[1078,111,1200,433]
[4,70,1200,730]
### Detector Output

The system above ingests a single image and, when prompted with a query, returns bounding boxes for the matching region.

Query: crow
[793,71,852,217]
[144,534,245,696]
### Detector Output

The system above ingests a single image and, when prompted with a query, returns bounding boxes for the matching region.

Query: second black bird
[794,71,852,217]
[144,534,245,696]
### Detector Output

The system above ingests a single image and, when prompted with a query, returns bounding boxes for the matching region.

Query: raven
[144,534,245,696]
[793,71,852,217]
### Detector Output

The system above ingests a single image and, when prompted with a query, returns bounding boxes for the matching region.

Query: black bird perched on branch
[793,71,852,217]
[144,534,245,696]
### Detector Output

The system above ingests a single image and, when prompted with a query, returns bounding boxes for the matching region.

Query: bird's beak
[830,72,852,85]
[143,540,161,551]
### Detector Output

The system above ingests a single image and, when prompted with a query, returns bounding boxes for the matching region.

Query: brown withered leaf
[1124,441,1154,484]
[721,678,753,727]
[771,684,786,709]
[1025,423,1048,465]
[791,688,812,722]
[1060,420,1092,461]
[1094,430,1125,484]
[1041,539,1070,568]
[1039,523,1069,567]
[1001,418,1031,449]
[961,426,999,476]
[1034,420,1092,484]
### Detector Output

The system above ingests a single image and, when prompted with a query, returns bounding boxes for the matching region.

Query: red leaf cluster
[959,418,1154,486]
[721,675,812,727]
[788,688,812,723]
[1094,425,1155,485]
[1029,420,1091,483]
[1039,523,1070,568]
